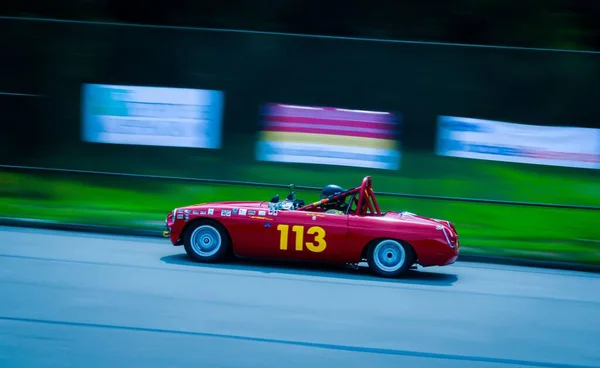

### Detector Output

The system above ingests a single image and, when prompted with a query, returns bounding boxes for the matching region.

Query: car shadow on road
[160,253,458,287]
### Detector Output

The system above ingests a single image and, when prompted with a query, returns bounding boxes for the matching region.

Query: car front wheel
[183,221,230,263]
[367,239,414,277]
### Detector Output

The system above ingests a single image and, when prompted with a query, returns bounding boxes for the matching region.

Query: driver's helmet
[320,184,346,207]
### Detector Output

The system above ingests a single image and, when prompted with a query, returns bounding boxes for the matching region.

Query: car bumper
[162,224,170,238]
[440,253,459,266]
[164,221,184,246]
[419,251,459,267]
[418,239,460,267]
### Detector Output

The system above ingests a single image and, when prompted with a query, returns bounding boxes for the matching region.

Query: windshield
[269,200,295,211]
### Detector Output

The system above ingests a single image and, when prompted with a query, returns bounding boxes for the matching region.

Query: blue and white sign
[436,116,600,169]
[82,84,224,149]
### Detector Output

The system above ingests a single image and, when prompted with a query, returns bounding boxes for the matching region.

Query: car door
[264,209,349,262]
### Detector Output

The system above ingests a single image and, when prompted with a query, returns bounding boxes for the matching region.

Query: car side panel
[168,207,268,253]
[230,212,280,258]
[266,210,349,262]
[207,208,274,257]
[346,215,458,265]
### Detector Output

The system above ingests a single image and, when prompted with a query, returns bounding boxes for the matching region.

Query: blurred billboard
[436,116,600,170]
[81,84,224,149]
[256,103,401,170]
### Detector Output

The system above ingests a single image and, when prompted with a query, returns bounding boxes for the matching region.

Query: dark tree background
[0,0,598,188]
[2,0,599,51]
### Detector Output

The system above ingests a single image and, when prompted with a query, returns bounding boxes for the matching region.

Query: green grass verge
[239,154,600,207]
[1,171,599,264]
[30,150,600,206]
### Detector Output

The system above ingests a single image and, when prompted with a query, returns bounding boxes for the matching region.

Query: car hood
[182,201,269,209]
[384,211,456,231]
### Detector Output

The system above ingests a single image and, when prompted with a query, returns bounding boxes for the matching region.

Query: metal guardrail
[1,165,598,211]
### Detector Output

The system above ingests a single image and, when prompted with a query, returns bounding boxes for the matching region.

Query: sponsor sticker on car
[250,216,273,221]
[221,210,231,217]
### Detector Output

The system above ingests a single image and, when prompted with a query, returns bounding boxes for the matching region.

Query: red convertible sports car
[163,176,459,277]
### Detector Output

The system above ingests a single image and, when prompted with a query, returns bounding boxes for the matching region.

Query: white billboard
[82,84,224,149]
[436,116,600,169]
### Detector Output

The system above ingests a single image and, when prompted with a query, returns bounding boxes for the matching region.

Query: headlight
[441,227,456,248]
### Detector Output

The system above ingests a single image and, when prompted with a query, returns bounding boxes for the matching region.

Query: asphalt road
[0,226,599,368]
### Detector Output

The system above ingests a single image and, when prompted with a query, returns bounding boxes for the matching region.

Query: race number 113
[277,224,326,252]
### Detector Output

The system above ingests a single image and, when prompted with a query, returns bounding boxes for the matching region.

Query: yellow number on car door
[277,224,327,253]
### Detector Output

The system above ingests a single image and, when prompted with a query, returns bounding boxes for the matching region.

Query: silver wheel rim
[373,240,406,272]
[190,225,222,257]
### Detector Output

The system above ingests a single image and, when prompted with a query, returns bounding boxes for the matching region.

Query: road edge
[0,218,162,238]
[1,217,598,273]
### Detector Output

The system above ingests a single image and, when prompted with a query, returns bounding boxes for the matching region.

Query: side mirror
[270,194,280,203]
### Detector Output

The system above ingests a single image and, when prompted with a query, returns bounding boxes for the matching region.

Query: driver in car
[319,184,348,214]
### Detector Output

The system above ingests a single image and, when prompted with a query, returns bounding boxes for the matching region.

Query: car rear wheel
[367,239,414,277]
[183,221,230,263]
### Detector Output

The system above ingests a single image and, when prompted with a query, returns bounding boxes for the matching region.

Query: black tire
[183,220,231,263]
[366,239,414,278]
